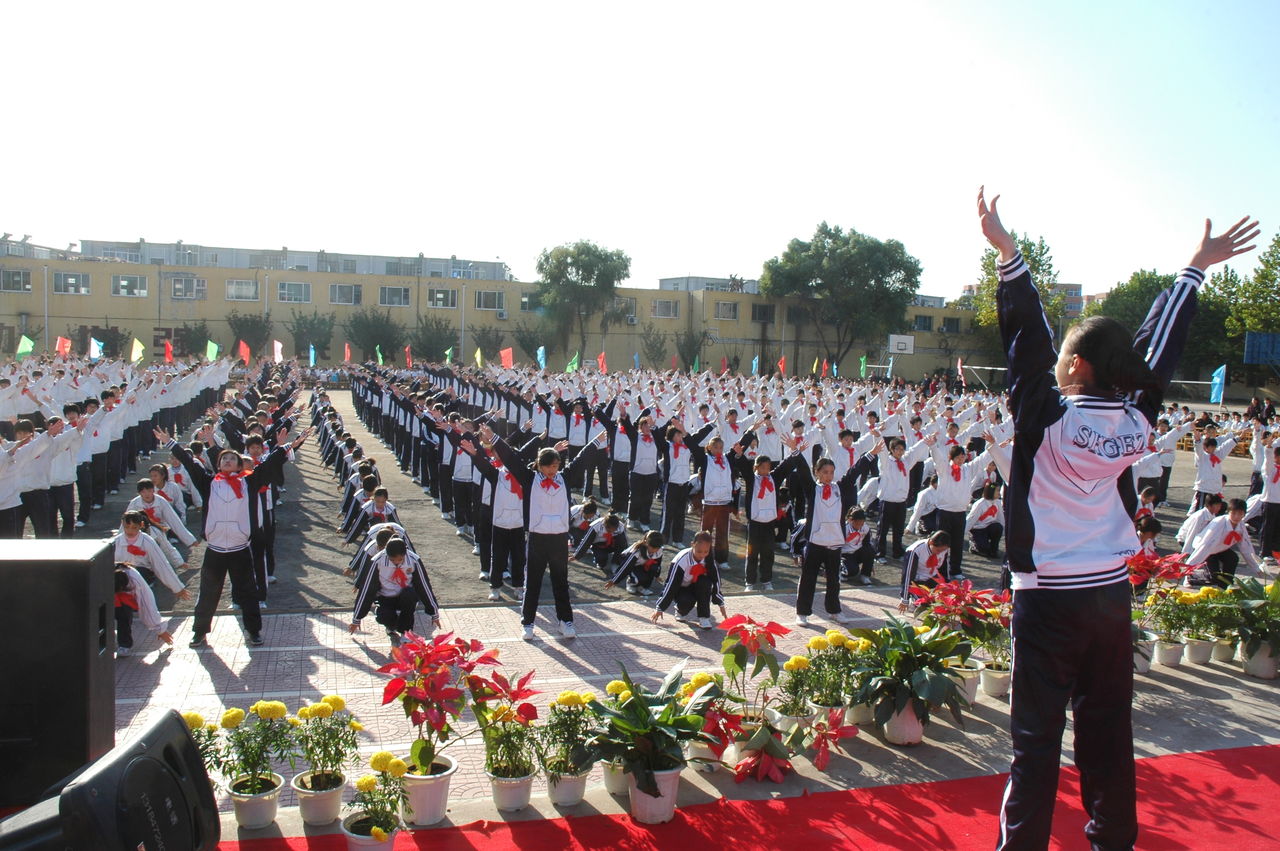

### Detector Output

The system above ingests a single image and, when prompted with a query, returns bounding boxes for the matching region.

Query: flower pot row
[1133,636,1277,679]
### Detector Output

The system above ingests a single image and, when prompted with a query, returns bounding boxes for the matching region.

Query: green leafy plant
[1229,577,1280,657]
[850,617,971,728]
[214,700,299,794]
[586,662,718,797]
[347,751,408,838]
[293,695,362,791]
[536,690,599,782]
[467,670,540,778]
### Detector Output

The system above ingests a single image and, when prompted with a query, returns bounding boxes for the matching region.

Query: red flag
[597,351,607,373]
[777,355,786,375]
[55,336,72,356]
[238,340,251,365]
[500,347,515,368]
[404,345,413,368]
[957,356,966,388]
[344,342,352,363]
[164,339,174,364]
[821,358,830,377]
[720,356,728,374]
[671,354,678,370]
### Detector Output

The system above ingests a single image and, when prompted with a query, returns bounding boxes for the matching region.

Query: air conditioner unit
[495,310,508,320]
[626,315,638,325]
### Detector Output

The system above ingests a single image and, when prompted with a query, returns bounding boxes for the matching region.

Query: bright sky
[7,1,1278,298]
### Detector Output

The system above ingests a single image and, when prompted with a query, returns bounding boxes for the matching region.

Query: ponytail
[1066,316,1163,405]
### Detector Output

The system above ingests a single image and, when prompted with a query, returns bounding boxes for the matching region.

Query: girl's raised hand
[977,186,1018,261]
[1189,216,1262,270]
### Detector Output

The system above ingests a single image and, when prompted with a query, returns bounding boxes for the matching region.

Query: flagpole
[42,265,49,352]
[459,284,467,364]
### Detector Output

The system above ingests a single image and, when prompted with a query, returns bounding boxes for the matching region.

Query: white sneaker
[560,621,577,639]
[626,583,640,595]
[698,617,713,630]
[744,584,758,592]
[471,545,480,555]
[116,646,132,657]
[456,527,466,537]
[92,503,103,510]
[952,573,967,581]
[780,542,791,552]
[522,625,535,641]
[488,590,501,601]
[795,614,811,626]
[830,611,854,624]
[762,582,775,591]
[74,520,87,528]
[875,557,887,564]
[640,587,654,596]
[858,576,873,586]
[267,575,277,585]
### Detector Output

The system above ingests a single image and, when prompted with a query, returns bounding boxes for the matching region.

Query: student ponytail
[1066,316,1163,405]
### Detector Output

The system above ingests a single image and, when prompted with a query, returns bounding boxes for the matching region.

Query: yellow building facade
[0,254,994,379]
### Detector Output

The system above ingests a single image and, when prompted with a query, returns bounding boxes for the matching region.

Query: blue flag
[832,361,838,377]
[88,337,104,360]
[309,344,316,367]
[1209,364,1227,404]
[536,345,547,370]
[751,355,759,376]
[633,351,640,370]
[887,356,894,378]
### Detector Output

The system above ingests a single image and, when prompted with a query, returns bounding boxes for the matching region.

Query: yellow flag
[812,356,819,374]
[130,337,145,363]
[474,347,484,368]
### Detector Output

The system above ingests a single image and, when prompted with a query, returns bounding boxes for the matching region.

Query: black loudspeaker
[0,540,115,808]
[0,709,220,850]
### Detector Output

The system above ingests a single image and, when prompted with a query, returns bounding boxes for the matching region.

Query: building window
[428,263,446,277]
[250,252,286,271]
[329,283,363,305]
[714,301,738,320]
[278,281,312,303]
[751,303,775,323]
[613,296,636,317]
[474,290,505,310]
[520,291,541,312]
[786,305,810,324]
[175,250,198,266]
[426,288,457,309]
[53,272,90,295]
[103,248,141,263]
[942,316,961,333]
[226,279,260,301]
[652,299,679,319]
[112,275,148,297]
[1,270,32,292]
[171,277,207,300]
[912,314,933,332]
[386,260,422,276]
[380,286,411,307]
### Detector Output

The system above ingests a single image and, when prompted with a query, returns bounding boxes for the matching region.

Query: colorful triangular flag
[500,347,514,368]
[238,340,251,365]
[404,344,413,368]
[130,337,145,363]
[751,355,759,375]
[444,346,453,364]
[164,339,174,364]
[375,344,384,366]
[535,346,546,370]
[566,351,580,373]
[309,344,316,367]
[205,340,219,361]
[15,335,34,358]
[55,336,72,356]
[273,339,284,364]
[89,337,104,360]
[474,347,484,368]
[597,351,608,373]
[859,355,867,378]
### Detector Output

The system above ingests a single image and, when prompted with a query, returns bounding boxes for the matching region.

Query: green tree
[640,322,669,368]
[760,222,921,364]
[1224,234,1280,338]
[343,308,406,362]
[472,326,506,361]
[673,328,711,372]
[535,241,632,355]
[284,310,337,359]
[410,316,458,363]
[226,310,274,356]
[971,233,1064,330]
[172,320,212,358]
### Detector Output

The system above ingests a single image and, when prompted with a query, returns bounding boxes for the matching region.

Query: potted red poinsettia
[717,614,797,782]
[909,579,1012,700]
[466,669,541,812]
[377,631,500,826]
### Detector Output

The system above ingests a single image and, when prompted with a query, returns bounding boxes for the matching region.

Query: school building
[0,236,994,380]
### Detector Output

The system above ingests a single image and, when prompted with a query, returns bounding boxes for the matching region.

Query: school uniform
[573,517,629,572]
[1257,452,1280,558]
[608,545,664,594]
[840,521,876,581]
[898,537,947,602]
[1187,515,1261,587]
[659,423,715,547]
[696,447,741,566]
[871,443,929,559]
[627,423,665,530]
[994,251,1199,851]
[352,549,439,635]
[740,452,802,586]
[789,457,859,620]
[654,547,724,621]
[113,565,167,655]
[928,446,990,579]
[126,494,198,548]
[112,530,187,596]
[1190,437,1236,512]
[965,497,1004,557]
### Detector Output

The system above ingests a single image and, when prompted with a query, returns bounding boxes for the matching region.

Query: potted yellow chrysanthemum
[290,695,365,826]
[536,689,599,806]
[342,751,406,850]
[220,700,298,828]
[599,679,635,795]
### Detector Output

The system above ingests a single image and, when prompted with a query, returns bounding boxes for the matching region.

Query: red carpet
[221,745,1280,850]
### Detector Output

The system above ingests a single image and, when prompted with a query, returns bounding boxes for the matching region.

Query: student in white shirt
[965,484,1004,558]
[871,436,930,560]
[650,531,727,630]
[840,507,876,585]
[1177,494,1224,554]
[1187,498,1261,587]
[1190,434,1236,512]
[113,563,175,658]
[348,538,441,645]
[897,532,951,605]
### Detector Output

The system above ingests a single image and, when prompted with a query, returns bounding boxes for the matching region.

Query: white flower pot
[401,753,457,827]
[488,771,535,812]
[844,703,875,725]
[807,700,844,723]
[684,741,720,773]
[979,663,1012,698]
[291,770,345,826]
[626,765,682,824]
[951,664,981,703]
[1184,638,1215,665]
[764,706,813,735]
[1134,640,1156,674]
[882,705,924,746]
[340,812,398,850]
[1212,639,1238,662]
[1242,645,1279,680]
[602,760,630,795]
[1154,640,1185,667]
[228,772,283,830]
[546,767,593,806]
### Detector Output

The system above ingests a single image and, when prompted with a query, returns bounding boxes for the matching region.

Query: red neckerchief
[618,423,628,436]
[641,434,653,443]
[157,489,173,502]
[114,591,138,610]
[126,542,147,557]
[173,471,184,484]
[712,454,725,469]
[980,504,998,522]
[390,565,410,588]
[143,506,161,525]
[845,527,861,544]
[947,437,959,446]
[757,476,774,499]
[505,471,524,499]
[914,431,924,440]
[540,476,561,492]
[896,459,906,475]
[1224,529,1242,547]
[926,552,941,577]
[215,471,245,498]
[1209,454,1221,466]
[603,531,614,547]
[372,510,386,522]
[642,556,660,571]
[729,422,739,433]
[688,561,706,582]
[1272,467,1280,484]
[846,447,856,466]
[765,426,775,434]
[574,413,583,426]
[822,483,833,501]
[951,464,963,482]
[674,443,684,459]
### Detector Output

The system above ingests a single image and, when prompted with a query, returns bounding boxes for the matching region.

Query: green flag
[130,337,145,363]
[15,334,35,358]
[693,355,700,372]
[375,344,384,365]
[205,340,219,361]
[566,351,580,373]
[859,355,867,378]
[444,346,453,364]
